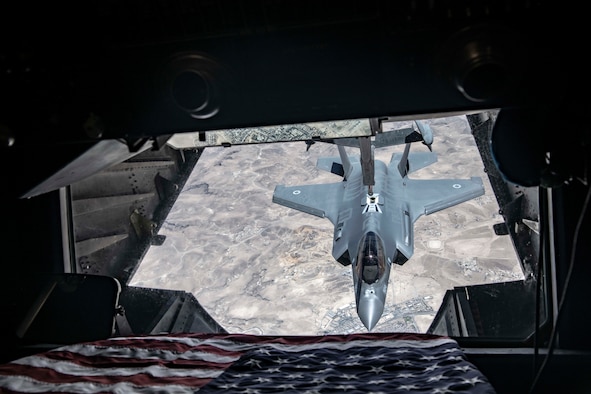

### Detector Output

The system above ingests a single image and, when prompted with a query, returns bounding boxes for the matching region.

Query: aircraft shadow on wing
[273,120,484,330]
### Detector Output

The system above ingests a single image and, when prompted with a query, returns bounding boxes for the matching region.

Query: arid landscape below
[130,115,524,335]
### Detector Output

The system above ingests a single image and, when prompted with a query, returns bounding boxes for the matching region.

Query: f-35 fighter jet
[273,120,484,330]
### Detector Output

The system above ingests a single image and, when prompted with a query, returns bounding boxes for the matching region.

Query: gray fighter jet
[272,120,485,330]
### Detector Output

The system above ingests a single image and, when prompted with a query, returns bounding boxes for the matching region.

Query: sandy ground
[130,115,524,335]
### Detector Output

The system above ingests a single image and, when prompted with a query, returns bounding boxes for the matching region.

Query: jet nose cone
[357,288,385,331]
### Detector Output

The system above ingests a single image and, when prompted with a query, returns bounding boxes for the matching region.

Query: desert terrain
[130,115,524,334]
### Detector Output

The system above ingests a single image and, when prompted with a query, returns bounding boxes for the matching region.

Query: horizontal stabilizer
[316,157,345,177]
[390,151,437,175]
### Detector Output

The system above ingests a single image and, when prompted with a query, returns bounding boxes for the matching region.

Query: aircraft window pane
[357,232,386,284]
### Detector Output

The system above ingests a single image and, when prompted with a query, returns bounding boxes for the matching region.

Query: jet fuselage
[334,159,402,330]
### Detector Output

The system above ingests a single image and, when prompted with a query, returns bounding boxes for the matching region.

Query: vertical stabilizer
[337,145,353,180]
[397,143,412,178]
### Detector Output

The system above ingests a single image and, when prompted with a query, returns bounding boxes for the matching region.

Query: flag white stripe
[12,356,224,379]
[57,343,240,363]
[0,376,197,394]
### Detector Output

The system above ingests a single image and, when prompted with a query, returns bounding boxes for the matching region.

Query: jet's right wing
[272,182,344,225]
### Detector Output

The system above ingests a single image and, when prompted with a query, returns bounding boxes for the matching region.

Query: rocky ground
[130,115,524,335]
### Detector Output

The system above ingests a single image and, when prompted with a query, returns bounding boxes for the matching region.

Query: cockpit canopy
[356,231,387,284]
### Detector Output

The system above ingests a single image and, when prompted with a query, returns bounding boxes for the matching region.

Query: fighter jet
[272,120,485,330]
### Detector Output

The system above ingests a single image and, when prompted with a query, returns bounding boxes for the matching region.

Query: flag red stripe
[0,363,214,389]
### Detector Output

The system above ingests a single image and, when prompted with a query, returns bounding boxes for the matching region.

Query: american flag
[0,333,495,393]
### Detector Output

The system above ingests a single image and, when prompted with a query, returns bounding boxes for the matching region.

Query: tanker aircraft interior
[0,2,589,392]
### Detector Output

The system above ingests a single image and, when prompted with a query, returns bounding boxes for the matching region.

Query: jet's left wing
[402,177,485,223]
[273,183,344,225]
